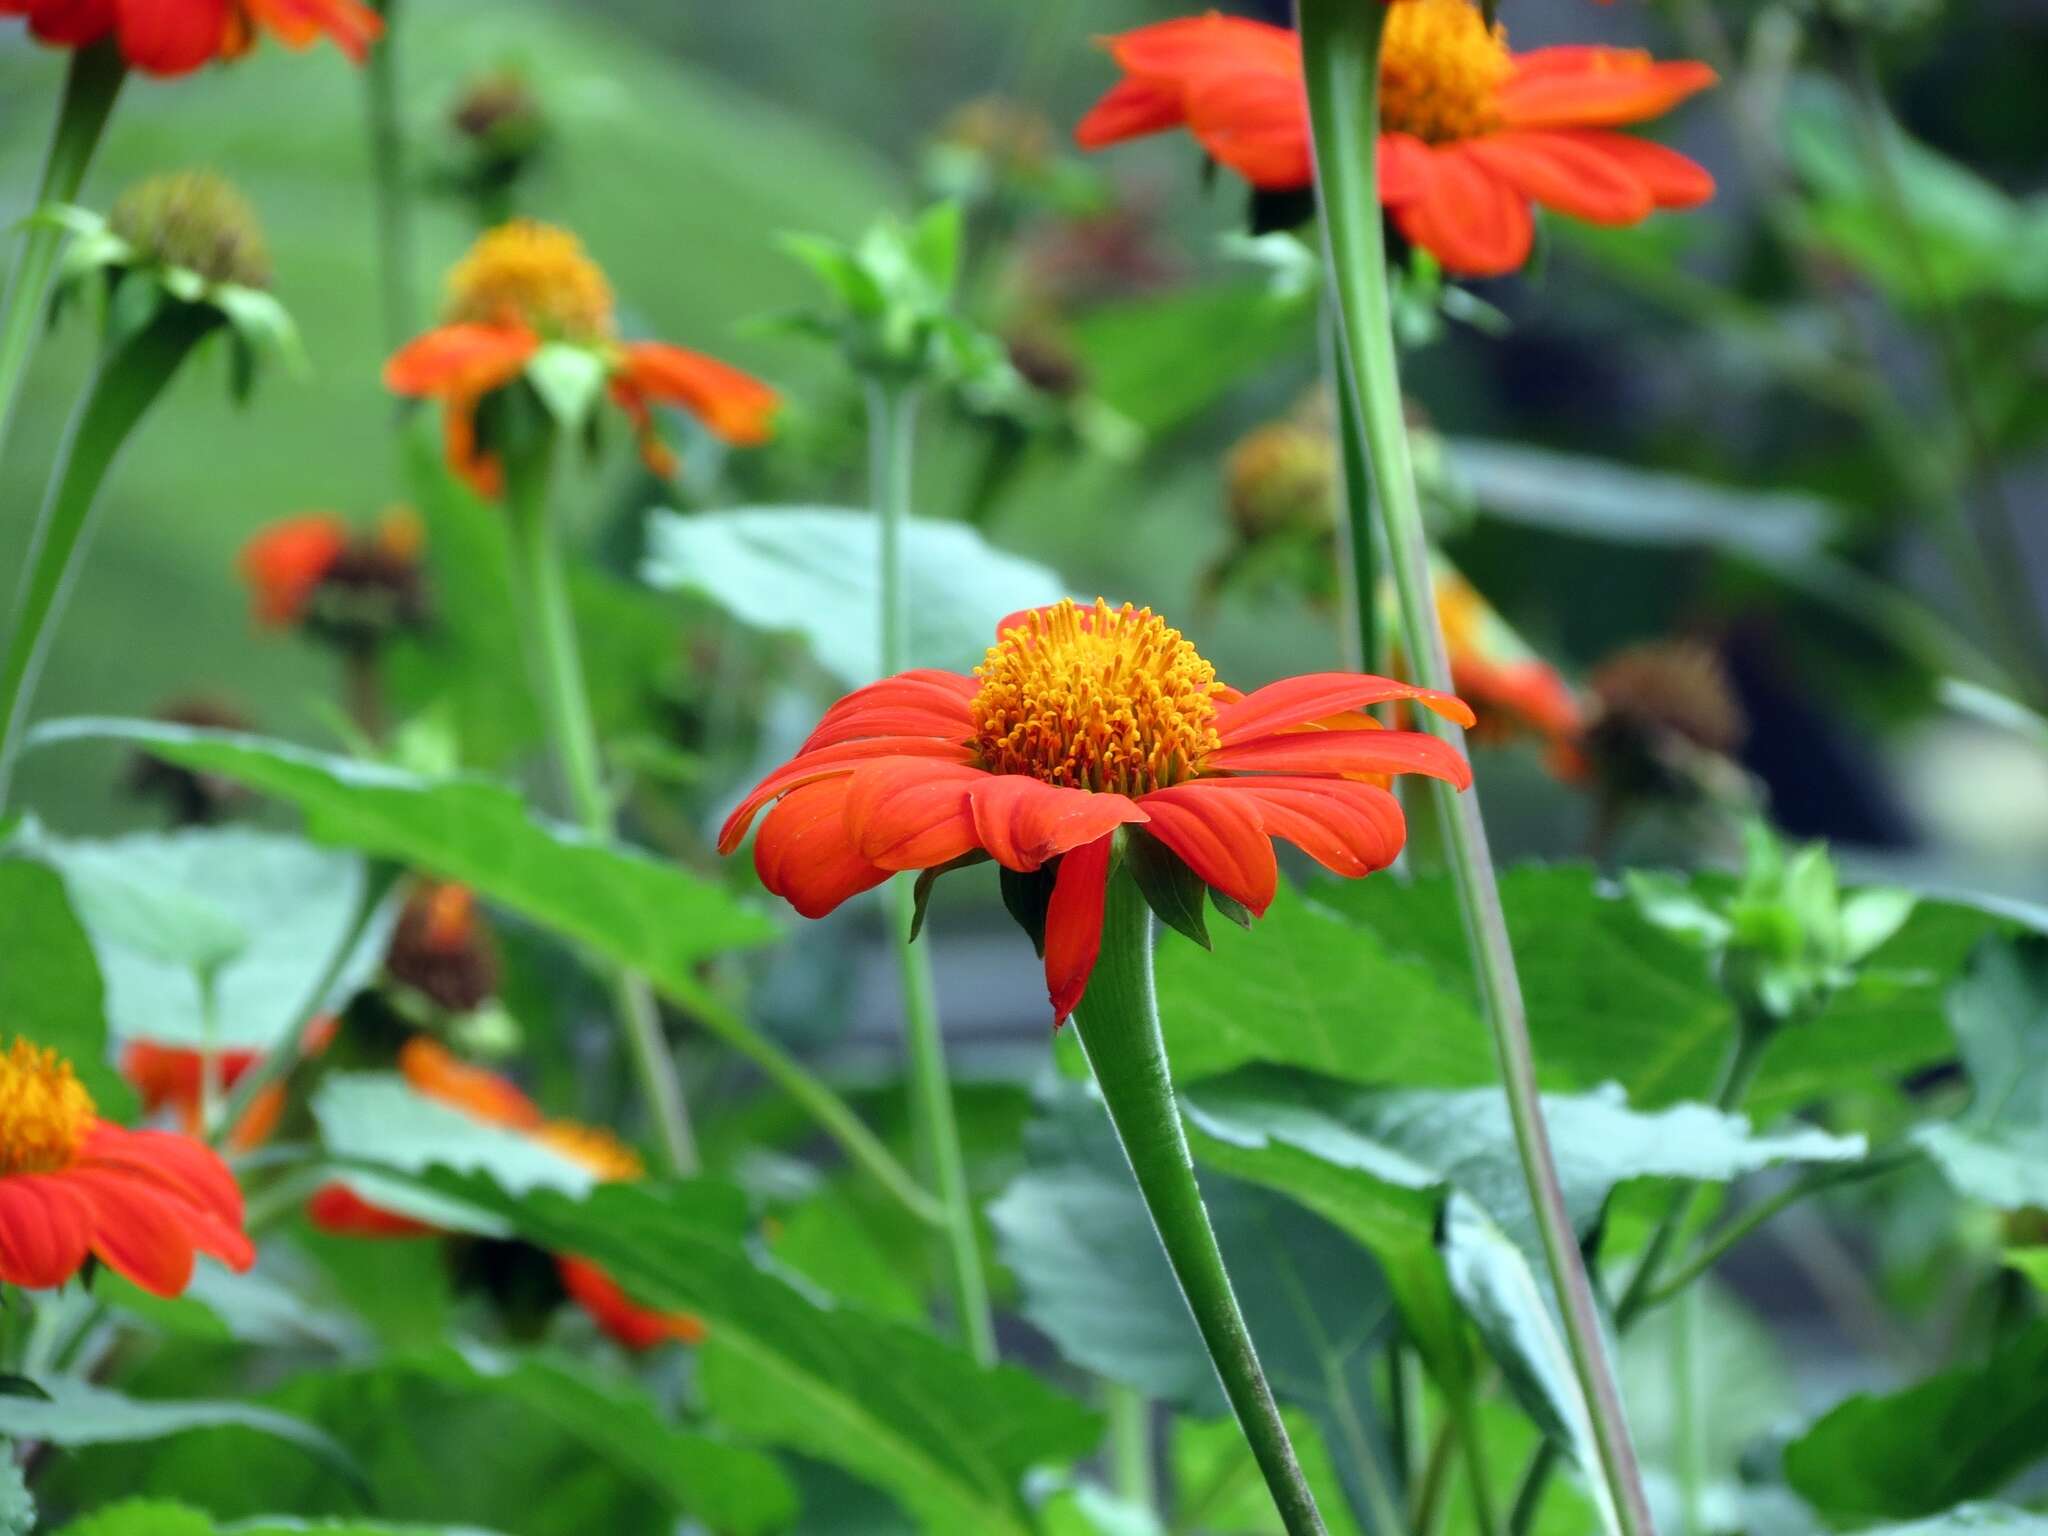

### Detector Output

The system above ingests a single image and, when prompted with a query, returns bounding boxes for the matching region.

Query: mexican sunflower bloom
[0,1038,253,1296]
[384,220,779,499]
[122,1018,337,1154]
[719,599,1474,1022]
[1433,570,1582,764]
[1074,0,1717,276]
[0,0,381,77]
[237,508,427,635]
[308,1039,704,1351]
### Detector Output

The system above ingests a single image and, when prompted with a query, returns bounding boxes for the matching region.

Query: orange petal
[401,1037,543,1131]
[1204,728,1473,788]
[1134,783,1278,917]
[1380,133,1435,207]
[841,759,984,871]
[243,0,381,59]
[1498,52,1717,130]
[1216,672,1475,743]
[67,1167,202,1297]
[442,397,504,500]
[1184,777,1407,880]
[559,1257,705,1351]
[966,775,1147,872]
[1544,128,1715,208]
[1105,13,1296,77]
[237,513,347,627]
[1044,834,1114,1025]
[719,738,976,855]
[384,322,538,401]
[619,343,778,448]
[1463,130,1654,226]
[1185,65,1314,190]
[306,1183,436,1237]
[799,670,978,753]
[1392,143,1534,278]
[1075,74,1188,150]
[0,1177,93,1290]
[115,0,228,75]
[754,778,893,919]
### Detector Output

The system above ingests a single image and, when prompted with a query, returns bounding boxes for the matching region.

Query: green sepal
[1209,887,1255,931]
[1000,862,1059,958]
[909,850,991,943]
[1125,827,1210,950]
[526,340,609,434]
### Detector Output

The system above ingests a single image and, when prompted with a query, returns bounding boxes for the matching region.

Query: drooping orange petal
[1183,776,1407,880]
[799,670,978,753]
[1044,834,1114,1025]
[306,1183,435,1237]
[1497,51,1717,130]
[66,1167,203,1296]
[719,738,976,855]
[840,759,985,872]
[114,0,228,75]
[559,1257,706,1351]
[1216,672,1475,743]
[237,513,347,627]
[1380,133,1435,207]
[1544,128,1714,208]
[966,775,1147,872]
[442,397,503,500]
[1463,129,1654,225]
[7,0,117,47]
[1185,65,1314,190]
[1391,142,1534,278]
[618,343,778,448]
[1204,728,1474,788]
[242,0,380,59]
[401,1037,543,1131]
[754,778,893,919]
[78,1125,254,1273]
[0,1178,93,1291]
[1074,74,1187,150]
[1135,782,1279,917]
[384,322,539,401]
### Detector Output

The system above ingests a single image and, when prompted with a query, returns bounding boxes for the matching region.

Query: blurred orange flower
[123,1018,337,1153]
[1,0,381,77]
[238,514,348,628]
[720,599,1472,1022]
[308,1038,705,1351]
[0,1038,253,1296]
[1434,570,1582,766]
[1075,0,1715,276]
[384,221,778,497]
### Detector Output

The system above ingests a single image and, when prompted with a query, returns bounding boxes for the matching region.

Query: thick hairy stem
[1075,867,1327,1536]
[1295,4,1656,1533]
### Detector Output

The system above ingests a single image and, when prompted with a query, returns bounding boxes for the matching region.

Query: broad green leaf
[22,827,379,1053]
[641,506,1065,686]
[2006,1249,2048,1295]
[0,1379,348,1475]
[100,1259,365,1353]
[0,857,131,1115]
[988,1085,1395,1535]
[1068,281,1315,434]
[410,1345,797,1535]
[413,1170,1097,1536]
[1861,1508,2048,1536]
[57,1501,503,1535]
[1783,1320,2048,1522]
[28,722,777,1017]
[1913,937,2048,1209]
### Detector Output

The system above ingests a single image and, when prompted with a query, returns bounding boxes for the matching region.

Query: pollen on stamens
[445,219,616,342]
[971,598,1226,796]
[0,1038,95,1175]
[1379,0,1513,145]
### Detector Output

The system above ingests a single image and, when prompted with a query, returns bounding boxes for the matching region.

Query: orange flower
[123,1018,337,1153]
[719,598,1473,1022]
[1,0,381,77]
[309,1039,705,1351]
[1074,1,1716,277]
[1434,570,1582,762]
[238,514,347,627]
[384,221,779,498]
[0,1038,253,1296]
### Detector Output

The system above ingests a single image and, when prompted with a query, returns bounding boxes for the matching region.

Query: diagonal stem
[867,378,997,1364]
[1076,865,1327,1536]
[1294,5,1655,1534]
[362,0,418,354]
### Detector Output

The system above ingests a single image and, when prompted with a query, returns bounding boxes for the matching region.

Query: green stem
[1294,7,1655,1535]
[1106,1383,1156,1513]
[502,426,699,1177]
[1451,1390,1504,1536]
[0,301,216,806]
[197,965,225,1137]
[1412,1420,1459,1536]
[1323,308,1378,677]
[0,42,126,473]
[363,0,417,353]
[1074,866,1327,1536]
[866,378,997,1364]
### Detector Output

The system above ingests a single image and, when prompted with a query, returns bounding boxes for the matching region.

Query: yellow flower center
[0,1039,95,1175]
[971,599,1225,796]
[538,1121,645,1184]
[445,219,615,342]
[1379,0,1512,144]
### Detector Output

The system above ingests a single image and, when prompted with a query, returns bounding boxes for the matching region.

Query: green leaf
[0,857,131,1114]
[2006,1248,2048,1296]
[1913,937,2048,1209]
[410,1171,1097,1536]
[987,1084,1399,1534]
[1784,1321,2048,1522]
[1068,281,1315,435]
[0,1378,349,1476]
[1859,1509,2048,1536]
[641,506,1065,686]
[27,722,777,1017]
[57,1502,505,1535]
[906,200,964,296]
[1125,830,1209,951]
[22,827,382,1053]
[910,851,991,943]
[99,1260,364,1354]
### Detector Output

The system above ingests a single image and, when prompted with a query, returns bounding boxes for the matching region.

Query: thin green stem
[1451,1391,1504,1536]
[0,42,126,474]
[1295,6,1654,1534]
[1412,1420,1459,1536]
[502,427,698,1177]
[0,302,216,806]
[197,965,225,1137]
[1674,1287,1705,1536]
[363,0,417,353]
[867,378,996,1364]
[1323,307,1378,677]
[1106,1383,1156,1514]
[1075,866,1327,1536]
